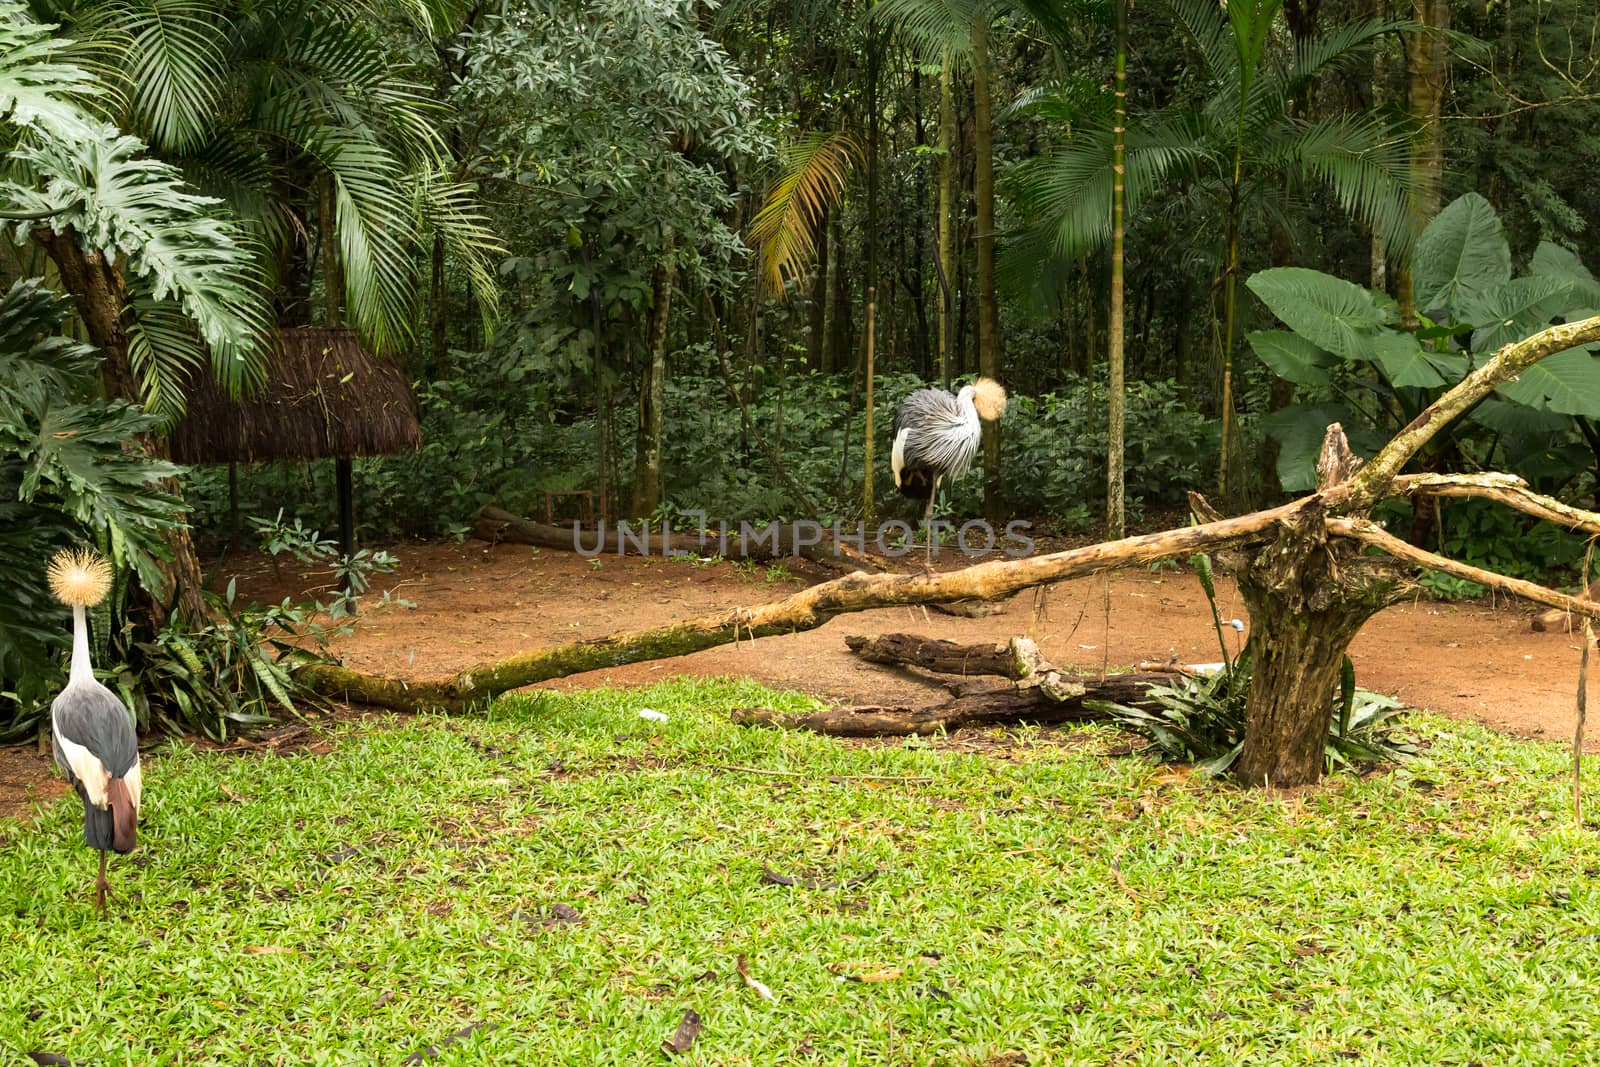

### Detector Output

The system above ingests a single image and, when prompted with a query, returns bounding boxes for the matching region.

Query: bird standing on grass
[48,548,141,917]
[891,378,1007,562]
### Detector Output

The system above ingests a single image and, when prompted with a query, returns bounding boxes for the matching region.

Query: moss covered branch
[1344,315,1600,510]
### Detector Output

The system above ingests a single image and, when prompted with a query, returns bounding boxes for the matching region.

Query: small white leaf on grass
[638,708,669,722]
[737,954,776,1001]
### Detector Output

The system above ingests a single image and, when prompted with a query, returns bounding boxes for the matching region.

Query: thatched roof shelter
[168,327,420,465]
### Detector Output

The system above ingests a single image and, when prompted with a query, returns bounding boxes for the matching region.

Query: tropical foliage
[0,279,183,730]
[1250,192,1600,493]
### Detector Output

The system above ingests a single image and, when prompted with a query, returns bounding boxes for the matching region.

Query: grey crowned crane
[48,548,141,916]
[890,377,1007,561]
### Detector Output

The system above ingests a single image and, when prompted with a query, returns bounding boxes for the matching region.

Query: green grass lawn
[4,679,1600,1066]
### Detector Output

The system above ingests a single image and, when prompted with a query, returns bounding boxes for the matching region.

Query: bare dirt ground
[3,536,1588,822]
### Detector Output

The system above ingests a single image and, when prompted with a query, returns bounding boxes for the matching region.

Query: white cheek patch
[892,428,910,487]
[124,760,142,814]
[54,728,110,809]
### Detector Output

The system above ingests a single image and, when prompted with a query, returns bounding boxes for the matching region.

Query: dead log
[729,671,1172,737]
[843,633,1046,679]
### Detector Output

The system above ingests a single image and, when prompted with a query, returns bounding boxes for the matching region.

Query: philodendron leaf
[1248,329,1338,386]
[1246,267,1384,361]
[1463,276,1574,354]
[1494,345,1600,417]
[1258,403,1382,491]
[1530,241,1600,313]
[1412,192,1511,318]
[1371,331,1468,388]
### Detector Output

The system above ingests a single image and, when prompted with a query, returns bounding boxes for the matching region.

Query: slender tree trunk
[1219,181,1243,501]
[430,234,447,378]
[33,228,209,626]
[938,53,956,390]
[808,207,829,369]
[1398,0,1450,325]
[972,13,1002,522]
[631,253,675,517]
[1106,0,1128,539]
[828,215,852,375]
[320,176,341,327]
[865,29,880,324]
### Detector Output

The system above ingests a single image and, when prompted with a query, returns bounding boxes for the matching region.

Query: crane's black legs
[94,850,109,918]
[923,475,940,566]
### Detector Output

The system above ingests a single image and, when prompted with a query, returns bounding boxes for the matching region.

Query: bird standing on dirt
[891,377,1007,561]
[47,548,141,916]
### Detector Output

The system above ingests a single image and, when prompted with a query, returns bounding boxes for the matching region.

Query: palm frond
[871,0,987,62]
[412,166,504,336]
[1261,114,1419,262]
[1002,75,1112,126]
[124,294,212,420]
[105,0,233,153]
[748,131,860,295]
[299,130,419,350]
[1007,113,1212,259]
[1163,0,1238,88]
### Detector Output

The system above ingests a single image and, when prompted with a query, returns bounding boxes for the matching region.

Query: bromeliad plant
[1088,554,1418,776]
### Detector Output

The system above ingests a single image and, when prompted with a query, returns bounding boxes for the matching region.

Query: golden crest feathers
[971,377,1007,421]
[47,548,113,608]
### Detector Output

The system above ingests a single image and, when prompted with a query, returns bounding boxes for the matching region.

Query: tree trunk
[430,234,447,378]
[631,255,674,517]
[1232,499,1409,787]
[1106,0,1128,539]
[972,13,1003,522]
[827,214,852,375]
[1398,0,1450,325]
[808,207,829,369]
[938,53,956,390]
[33,227,209,626]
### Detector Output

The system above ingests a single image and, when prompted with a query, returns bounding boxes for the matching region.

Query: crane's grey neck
[69,604,94,687]
[956,385,977,417]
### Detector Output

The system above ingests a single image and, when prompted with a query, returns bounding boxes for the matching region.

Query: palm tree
[1008,0,1416,500]
[34,0,499,362]
[12,0,498,620]
[2,2,272,621]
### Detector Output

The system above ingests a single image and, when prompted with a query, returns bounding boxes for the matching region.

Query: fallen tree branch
[1392,473,1600,536]
[1327,517,1600,621]
[729,672,1172,737]
[299,497,1313,712]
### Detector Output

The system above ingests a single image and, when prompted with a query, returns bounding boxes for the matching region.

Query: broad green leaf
[1530,241,1600,311]
[1495,346,1600,417]
[1413,192,1511,317]
[1468,397,1572,436]
[1247,330,1337,386]
[1246,268,1384,362]
[1371,331,1467,388]
[1463,276,1574,354]
[1258,403,1382,491]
